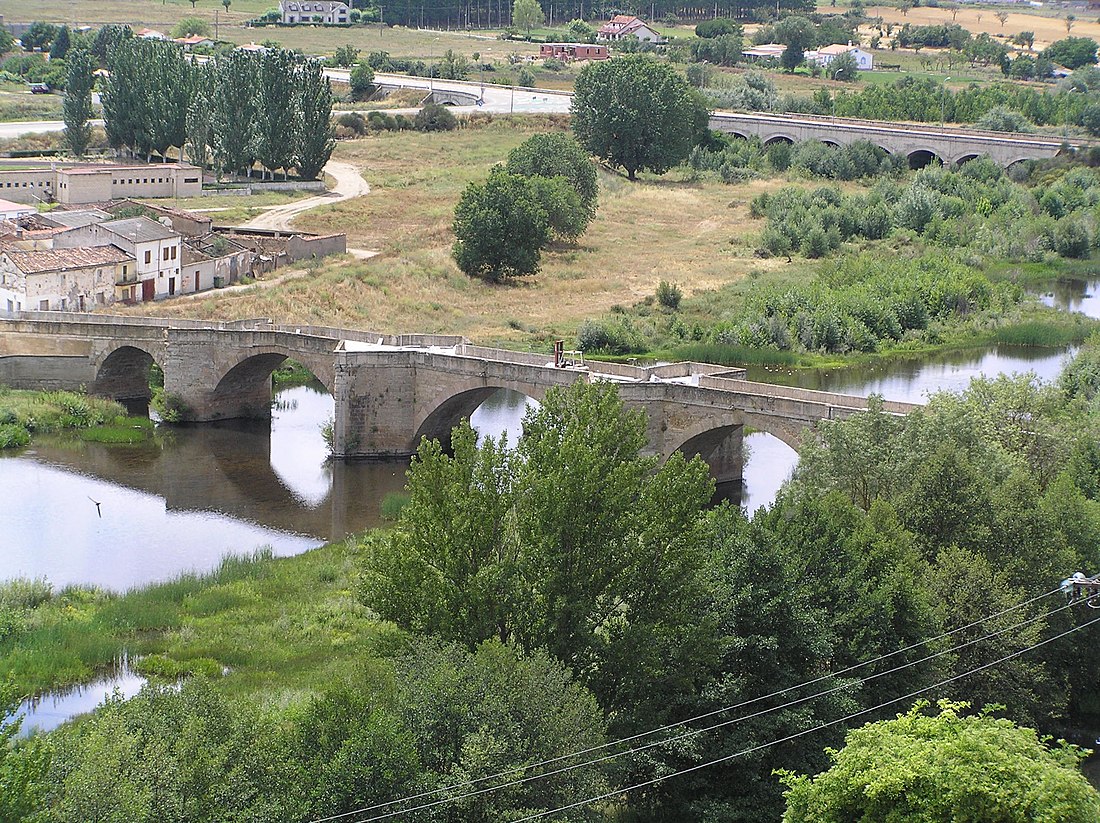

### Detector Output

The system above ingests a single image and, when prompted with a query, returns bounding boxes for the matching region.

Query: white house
[0,245,134,312]
[0,198,35,221]
[596,15,664,43]
[279,0,350,24]
[53,216,183,302]
[807,43,874,71]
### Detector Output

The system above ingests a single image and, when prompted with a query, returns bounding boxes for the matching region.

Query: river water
[5,280,1098,732]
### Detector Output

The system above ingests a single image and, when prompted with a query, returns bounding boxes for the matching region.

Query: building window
[184,177,199,183]
[170,246,177,260]
[163,248,170,261]
[39,300,48,310]
[145,250,151,264]
[122,265,127,275]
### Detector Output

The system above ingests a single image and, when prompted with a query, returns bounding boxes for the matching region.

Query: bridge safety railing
[697,374,918,415]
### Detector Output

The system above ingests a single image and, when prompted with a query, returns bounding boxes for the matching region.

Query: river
[6,279,1099,732]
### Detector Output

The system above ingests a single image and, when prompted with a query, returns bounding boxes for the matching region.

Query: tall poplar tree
[253,49,298,180]
[185,62,214,169]
[293,58,334,181]
[62,46,95,158]
[210,51,260,177]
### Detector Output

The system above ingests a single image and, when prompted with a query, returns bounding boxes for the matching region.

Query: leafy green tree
[451,166,548,281]
[506,132,599,221]
[21,22,58,52]
[781,701,1100,822]
[92,24,132,64]
[349,60,375,100]
[567,18,596,43]
[185,62,215,168]
[49,25,71,61]
[293,57,335,180]
[513,0,544,37]
[528,175,588,240]
[171,17,212,38]
[210,51,259,175]
[829,50,859,81]
[0,683,48,820]
[572,55,708,180]
[254,49,298,180]
[332,43,359,67]
[62,46,95,158]
[781,42,805,72]
[361,380,715,714]
[394,639,608,821]
[0,25,15,55]
[1044,36,1099,69]
[413,101,457,131]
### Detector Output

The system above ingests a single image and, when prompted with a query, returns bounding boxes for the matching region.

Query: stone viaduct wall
[709,110,1073,167]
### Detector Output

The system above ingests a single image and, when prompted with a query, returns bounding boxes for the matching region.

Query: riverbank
[0,388,152,450]
[0,539,394,702]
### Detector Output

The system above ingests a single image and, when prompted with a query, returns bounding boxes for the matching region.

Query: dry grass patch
[119,120,817,347]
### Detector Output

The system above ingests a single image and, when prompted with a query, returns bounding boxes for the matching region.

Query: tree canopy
[451,166,549,281]
[781,701,1100,822]
[572,55,708,180]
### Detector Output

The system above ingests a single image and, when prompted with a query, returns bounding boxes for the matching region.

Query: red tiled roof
[3,245,133,274]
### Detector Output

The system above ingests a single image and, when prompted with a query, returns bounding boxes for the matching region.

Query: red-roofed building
[0,244,134,312]
[539,42,609,61]
[596,15,664,44]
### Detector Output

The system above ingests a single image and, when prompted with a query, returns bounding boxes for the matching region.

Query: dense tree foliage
[572,55,707,180]
[452,166,549,281]
[62,47,95,158]
[782,702,1100,821]
[103,39,333,179]
[1044,36,1099,70]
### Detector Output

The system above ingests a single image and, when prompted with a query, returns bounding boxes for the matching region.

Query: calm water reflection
[746,344,1074,404]
[1038,278,1100,317]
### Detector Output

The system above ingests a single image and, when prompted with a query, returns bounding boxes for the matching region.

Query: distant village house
[596,15,664,44]
[806,43,874,71]
[279,0,351,24]
[539,43,609,61]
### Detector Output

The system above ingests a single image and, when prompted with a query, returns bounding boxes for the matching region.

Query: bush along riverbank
[0,388,152,450]
[577,250,1099,367]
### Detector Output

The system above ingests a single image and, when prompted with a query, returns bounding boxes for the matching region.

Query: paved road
[327,69,573,114]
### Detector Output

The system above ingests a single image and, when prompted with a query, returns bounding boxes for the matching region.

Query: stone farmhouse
[596,15,664,43]
[0,204,249,310]
[279,0,351,24]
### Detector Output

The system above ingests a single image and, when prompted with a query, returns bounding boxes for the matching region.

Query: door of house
[142,279,155,302]
[194,272,200,292]
[168,277,175,296]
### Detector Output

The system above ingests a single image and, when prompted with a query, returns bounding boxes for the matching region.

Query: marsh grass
[1,543,397,701]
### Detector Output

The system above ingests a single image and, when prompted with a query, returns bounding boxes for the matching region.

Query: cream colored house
[0,245,134,312]
[54,216,183,302]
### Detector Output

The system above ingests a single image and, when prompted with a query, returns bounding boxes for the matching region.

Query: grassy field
[0,85,64,121]
[119,115,805,347]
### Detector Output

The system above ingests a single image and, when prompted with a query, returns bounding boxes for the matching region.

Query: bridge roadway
[0,312,917,484]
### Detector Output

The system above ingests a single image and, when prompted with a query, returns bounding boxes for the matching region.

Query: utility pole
[215,9,219,40]
[1063,573,1100,607]
[379,4,383,38]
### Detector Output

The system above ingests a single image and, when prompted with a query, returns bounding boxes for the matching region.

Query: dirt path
[242,160,377,259]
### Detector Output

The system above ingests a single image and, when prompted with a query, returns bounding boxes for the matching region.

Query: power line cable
[311,585,1062,823]
[505,609,1100,823]
[327,589,1073,823]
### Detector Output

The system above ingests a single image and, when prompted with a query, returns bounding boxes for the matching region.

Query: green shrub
[0,423,30,449]
[380,491,410,521]
[656,280,683,309]
[414,102,457,132]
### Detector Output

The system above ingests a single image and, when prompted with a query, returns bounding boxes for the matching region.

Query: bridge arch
[907,148,942,169]
[210,349,335,420]
[413,385,544,453]
[91,343,163,404]
[762,133,795,146]
[953,152,982,167]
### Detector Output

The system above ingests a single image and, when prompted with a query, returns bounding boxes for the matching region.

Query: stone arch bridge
[0,313,916,484]
[709,110,1084,168]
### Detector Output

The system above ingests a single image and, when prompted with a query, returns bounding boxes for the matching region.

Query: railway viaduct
[0,313,917,484]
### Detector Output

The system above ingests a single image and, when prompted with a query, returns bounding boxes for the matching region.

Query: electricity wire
[505,609,1100,823]
[318,586,1072,823]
